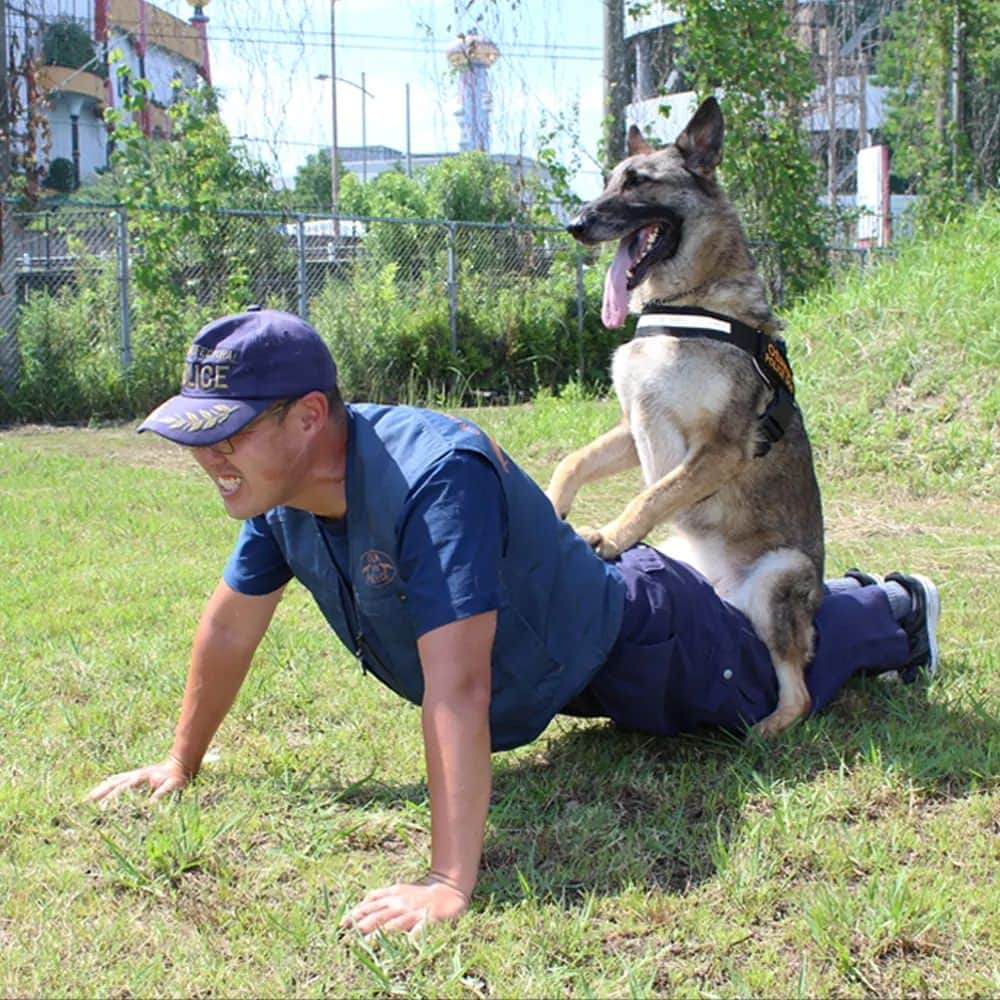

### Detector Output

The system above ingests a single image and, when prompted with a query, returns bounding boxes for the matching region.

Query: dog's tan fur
[546,98,824,734]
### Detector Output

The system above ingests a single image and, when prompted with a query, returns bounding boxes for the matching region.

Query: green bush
[42,17,101,74]
[308,246,619,405]
[12,264,124,421]
[0,231,623,422]
[4,264,221,424]
[43,158,76,193]
[308,262,454,404]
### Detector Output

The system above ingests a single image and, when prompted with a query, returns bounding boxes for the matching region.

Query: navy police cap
[138,306,338,446]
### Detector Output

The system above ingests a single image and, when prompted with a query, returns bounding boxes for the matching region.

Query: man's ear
[627,124,655,156]
[296,391,329,433]
[675,97,724,177]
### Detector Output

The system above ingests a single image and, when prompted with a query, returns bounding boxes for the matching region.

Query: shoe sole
[909,573,941,676]
[845,568,884,587]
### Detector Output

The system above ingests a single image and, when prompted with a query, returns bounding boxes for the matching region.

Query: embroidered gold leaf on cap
[158,402,240,432]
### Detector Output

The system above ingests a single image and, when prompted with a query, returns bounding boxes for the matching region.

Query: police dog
[546,97,823,735]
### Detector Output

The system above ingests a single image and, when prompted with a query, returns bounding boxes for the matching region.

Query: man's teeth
[626,225,662,279]
[218,476,242,495]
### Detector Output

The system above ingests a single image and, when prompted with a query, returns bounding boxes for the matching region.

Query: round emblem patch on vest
[360,550,397,587]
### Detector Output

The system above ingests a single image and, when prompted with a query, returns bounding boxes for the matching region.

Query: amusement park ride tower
[447,29,500,153]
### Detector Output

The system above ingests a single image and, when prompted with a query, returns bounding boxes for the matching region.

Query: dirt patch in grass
[2,424,195,475]
[825,493,1000,541]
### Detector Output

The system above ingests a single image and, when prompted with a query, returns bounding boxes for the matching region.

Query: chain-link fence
[0,200,893,421]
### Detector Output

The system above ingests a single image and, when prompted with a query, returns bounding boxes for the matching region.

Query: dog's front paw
[545,488,571,520]
[753,704,808,738]
[577,526,623,560]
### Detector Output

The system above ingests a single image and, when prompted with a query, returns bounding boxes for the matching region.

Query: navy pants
[567,545,909,736]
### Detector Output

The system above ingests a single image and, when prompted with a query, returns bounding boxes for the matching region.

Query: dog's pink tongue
[602,237,634,328]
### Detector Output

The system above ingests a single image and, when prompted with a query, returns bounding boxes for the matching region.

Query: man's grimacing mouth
[217,475,242,495]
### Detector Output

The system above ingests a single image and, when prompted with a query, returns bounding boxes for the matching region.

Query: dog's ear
[675,97,724,178]
[627,124,655,156]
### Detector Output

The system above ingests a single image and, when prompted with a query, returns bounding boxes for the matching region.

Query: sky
[153,0,609,198]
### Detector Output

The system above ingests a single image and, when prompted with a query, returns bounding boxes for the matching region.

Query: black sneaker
[885,572,941,682]
[845,568,884,588]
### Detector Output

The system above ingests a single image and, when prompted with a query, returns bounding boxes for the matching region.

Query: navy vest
[263,404,625,751]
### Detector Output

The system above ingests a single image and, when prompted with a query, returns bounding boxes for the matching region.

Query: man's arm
[89,579,283,803]
[341,609,496,936]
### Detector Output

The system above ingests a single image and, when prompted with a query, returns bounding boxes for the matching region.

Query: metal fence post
[447,221,458,354]
[0,203,20,398]
[116,205,132,373]
[575,249,585,383]
[296,213,308,320]
[774,242,784,307]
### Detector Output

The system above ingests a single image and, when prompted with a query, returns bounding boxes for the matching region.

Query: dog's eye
[622,168,646,189]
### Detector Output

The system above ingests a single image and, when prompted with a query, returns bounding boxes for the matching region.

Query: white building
[13,0,211,189]
[623,2,892,193]
[623,3,696,146]
[338,145,544,188]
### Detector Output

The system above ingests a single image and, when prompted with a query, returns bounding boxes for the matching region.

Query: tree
[877,0,1000,225]
[106,78,275,213]
[425,152,520,222]
[292,149,522,223]
[290,148,347,212]
[103,71,289,327]
[359,169,429,219]
[666,0,829,300]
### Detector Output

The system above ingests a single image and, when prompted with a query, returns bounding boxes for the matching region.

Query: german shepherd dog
[547,97,824,735]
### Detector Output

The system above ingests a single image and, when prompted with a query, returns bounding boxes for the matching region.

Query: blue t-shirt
[223,451,504,638]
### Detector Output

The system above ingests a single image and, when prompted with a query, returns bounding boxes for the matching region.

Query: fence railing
[0,199,895,417]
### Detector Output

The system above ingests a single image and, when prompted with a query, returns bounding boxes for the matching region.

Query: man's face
[189,401,306,519]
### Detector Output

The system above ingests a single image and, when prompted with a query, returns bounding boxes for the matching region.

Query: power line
[208,34,601,61]
[212,27,601,54]
[3,8,602,61]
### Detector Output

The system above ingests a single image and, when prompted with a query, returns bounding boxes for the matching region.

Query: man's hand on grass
[340,878,470,937]
[88,759,190,805]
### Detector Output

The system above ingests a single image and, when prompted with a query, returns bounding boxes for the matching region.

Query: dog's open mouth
[602,216,681,328]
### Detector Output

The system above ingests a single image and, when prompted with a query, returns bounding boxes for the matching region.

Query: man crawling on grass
[90,308,940,936]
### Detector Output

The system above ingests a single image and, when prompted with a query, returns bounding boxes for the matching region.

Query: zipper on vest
[350,585,394,685]
[338,582,370,676]
[314,517,396,684]
[316,518,370,675]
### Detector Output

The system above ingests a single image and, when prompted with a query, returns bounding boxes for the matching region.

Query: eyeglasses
[201,398,297,455]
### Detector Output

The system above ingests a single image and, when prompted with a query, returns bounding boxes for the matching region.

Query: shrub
[12,262,124,421]
[7,261,224,423]
[42,17,100,73]
[43,158,76,193]
[308,244,619,405]
[3,214,619,422]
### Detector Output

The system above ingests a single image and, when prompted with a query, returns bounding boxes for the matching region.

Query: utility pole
[329,0,339,233]
[858,43,869,149]
[361,70,367,183]
[950,0,963,181]
[602,0,626,173]
[825,5,839,206]
[405,83,412,177]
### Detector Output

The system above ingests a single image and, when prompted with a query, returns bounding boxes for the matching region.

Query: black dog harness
[635,305,798,458]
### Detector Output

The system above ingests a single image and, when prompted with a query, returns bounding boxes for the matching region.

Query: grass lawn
[1,204,998,996]
[1,400,997,998]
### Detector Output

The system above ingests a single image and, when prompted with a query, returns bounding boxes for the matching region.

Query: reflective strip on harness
[636,312,733,335]
[636,305,798,458]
